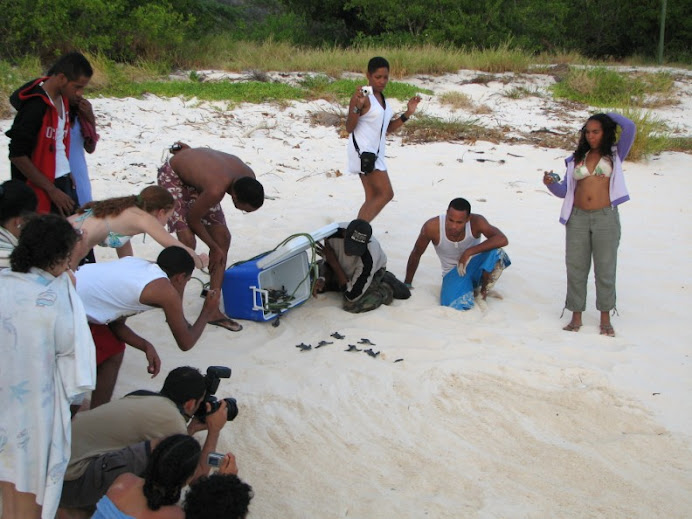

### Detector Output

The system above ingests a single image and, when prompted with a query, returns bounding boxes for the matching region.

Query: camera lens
[224,398,238,421]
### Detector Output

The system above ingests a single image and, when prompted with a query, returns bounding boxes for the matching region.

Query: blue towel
[440,249,511,310]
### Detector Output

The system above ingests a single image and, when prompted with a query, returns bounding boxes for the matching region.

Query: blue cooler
[222,223,338,322]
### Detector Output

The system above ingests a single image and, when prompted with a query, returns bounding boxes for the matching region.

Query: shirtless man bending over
[158,143,264,331]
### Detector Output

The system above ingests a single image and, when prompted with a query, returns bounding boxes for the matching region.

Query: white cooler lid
[257,222,340,269]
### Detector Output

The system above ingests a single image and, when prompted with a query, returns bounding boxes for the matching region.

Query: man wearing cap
[315,219,410,313]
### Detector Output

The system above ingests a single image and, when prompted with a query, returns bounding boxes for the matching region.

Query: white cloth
[346,93,393,175]
[75,257,166,324]
[0,268,96,519]
[0,226,18,269]
[433,215,481,276]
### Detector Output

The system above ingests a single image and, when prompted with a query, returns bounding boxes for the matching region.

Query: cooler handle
[251,286,269,311]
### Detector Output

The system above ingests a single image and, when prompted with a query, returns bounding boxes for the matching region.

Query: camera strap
[352,94,387,158]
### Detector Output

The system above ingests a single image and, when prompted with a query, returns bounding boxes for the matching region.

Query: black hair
[184,474,253,519]
[157,246,194,277]
[160,367,206,405]
[0,180,37,225]
[448,198,471,214]
[573,113,617,164]
[368,56,390,74]
[142,434,201,511]
[10,214,80,273]
[47,52,93,81]
[232,177,264,210]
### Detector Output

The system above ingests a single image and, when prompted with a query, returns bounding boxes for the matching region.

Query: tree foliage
[0,0,689,63]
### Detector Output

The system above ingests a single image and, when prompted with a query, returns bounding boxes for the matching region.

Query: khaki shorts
[60,440,151,508]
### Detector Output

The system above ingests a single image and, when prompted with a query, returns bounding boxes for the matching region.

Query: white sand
[2,67,691,518]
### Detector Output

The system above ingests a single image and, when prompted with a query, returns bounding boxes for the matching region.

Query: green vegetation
[621,109,672,161]
[400,115,504,145]
[3,0,691,67]
[551,68,676,108]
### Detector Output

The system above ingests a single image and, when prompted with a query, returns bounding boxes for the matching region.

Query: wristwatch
[352,106,362,114]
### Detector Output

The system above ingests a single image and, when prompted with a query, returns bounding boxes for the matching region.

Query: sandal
[599,323,615,337]
[562,322,582,332]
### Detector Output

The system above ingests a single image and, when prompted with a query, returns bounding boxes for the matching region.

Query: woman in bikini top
[572,124,615,211]
[68,185,207,269]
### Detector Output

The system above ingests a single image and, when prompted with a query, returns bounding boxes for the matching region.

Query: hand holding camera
[543,171,560,185]
[360,86,373,97]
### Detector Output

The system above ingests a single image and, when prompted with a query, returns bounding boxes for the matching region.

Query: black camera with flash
[194,366,238,422]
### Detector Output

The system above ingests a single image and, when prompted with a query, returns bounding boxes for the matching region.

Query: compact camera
[545,171,561,183]
[360,86,373,96]
[194,366,239,422]
[207,452,225,467]
[170,142,183,153]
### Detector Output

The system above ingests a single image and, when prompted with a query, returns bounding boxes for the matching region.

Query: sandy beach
[2,66,691,518]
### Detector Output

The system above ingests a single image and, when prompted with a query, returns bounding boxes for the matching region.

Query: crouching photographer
[59,366,238,516]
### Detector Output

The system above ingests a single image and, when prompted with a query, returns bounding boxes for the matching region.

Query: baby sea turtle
[345,344,361,352]
[358,338,375,346]
[364,348,380,358]
[295,343,312,351]
[315,340,333,349]
[331,332,345,340]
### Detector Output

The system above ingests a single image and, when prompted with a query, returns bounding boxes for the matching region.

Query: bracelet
[352,106,362,115]
[400,114,409,123]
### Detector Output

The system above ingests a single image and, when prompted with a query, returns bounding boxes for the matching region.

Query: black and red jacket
[6,77,71,213]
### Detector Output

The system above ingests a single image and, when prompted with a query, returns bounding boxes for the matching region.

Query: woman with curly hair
[544,112,636,337]
[1,214,95,519]
[184,454,253,519]
[68,186,207,269]
[92,434,201,519]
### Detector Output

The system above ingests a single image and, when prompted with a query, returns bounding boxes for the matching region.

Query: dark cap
[344,219,372,256]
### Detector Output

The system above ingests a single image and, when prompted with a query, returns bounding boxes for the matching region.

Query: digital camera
[170,143,183,152]
[361,86,373,96]
[194,366,239,422]
[207,452,225,467]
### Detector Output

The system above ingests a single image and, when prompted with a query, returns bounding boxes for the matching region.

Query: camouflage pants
[342,269,394,313]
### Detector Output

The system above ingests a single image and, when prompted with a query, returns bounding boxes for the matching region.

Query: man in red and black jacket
[6,52,93,215]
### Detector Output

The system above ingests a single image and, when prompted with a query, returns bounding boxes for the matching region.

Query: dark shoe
[382,270,411,299]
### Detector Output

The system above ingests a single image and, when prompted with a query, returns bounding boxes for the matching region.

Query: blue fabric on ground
[440,249,511,310]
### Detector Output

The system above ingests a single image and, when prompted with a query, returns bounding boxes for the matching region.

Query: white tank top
[75,257,167,324]
[433,214,480,276]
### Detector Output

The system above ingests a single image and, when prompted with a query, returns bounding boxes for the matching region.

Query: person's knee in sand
[158,143,265,332]
[405,197,510,311]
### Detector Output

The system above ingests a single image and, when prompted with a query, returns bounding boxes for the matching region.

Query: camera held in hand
[360,86,373,96]
[194,366,239,422]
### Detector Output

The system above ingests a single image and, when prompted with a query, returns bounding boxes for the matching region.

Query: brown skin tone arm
[316,242,349,288]
[189,400,228,482]
[140,278,220,351]
[107,319,161,377]
[405,218,435,285]
[458,215,509,267]
[10,156,75,215]
[387,95,421,133]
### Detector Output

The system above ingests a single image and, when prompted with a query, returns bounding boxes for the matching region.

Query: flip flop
[209,317,243,332]
[562,323,582,332]
[600,323,615,337]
